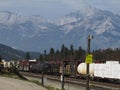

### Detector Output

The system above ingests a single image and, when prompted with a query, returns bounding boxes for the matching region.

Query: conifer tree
[49,48,55,60]
[25,52,31,60]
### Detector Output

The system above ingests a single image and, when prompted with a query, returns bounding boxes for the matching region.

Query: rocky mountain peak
[0,7,120,51]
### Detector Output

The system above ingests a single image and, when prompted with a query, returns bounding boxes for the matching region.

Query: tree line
[93,48,120,61]
[25,45,120,62]
[38,44,86,62]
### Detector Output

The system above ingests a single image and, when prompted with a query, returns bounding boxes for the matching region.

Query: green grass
[44,85,63,90]
[29,79,64,90]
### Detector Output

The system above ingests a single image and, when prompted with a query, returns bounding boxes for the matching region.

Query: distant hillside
[0,44,39,60]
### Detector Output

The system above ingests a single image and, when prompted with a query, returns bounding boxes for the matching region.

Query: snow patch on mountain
[0,6,120,51]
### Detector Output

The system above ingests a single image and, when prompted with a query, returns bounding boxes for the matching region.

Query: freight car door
[70,62,75,76]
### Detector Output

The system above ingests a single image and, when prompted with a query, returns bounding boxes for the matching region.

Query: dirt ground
[0,76,47,90]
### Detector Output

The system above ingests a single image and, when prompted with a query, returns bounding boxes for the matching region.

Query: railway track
[20,71,120,90]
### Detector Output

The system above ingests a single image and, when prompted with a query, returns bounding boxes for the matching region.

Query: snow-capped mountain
[55,6,120,50]
[0,6,120,52]
[0,11,58,51]
[56,6,113,25]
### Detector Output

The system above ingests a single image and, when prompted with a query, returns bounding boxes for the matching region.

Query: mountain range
[0,6,120,52]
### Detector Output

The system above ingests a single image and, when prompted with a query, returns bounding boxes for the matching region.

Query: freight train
[18,60,120,83]
[19,60,81,76]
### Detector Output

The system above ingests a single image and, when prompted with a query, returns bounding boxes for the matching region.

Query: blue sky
[0,0,120,20]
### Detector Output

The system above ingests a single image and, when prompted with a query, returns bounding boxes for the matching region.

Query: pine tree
[49,48,55,60]
[61,44,65,60]
[39,54,43,61]
[70,44,74,60]
[55,49,60,60]
[25,52,31,60]
[44,50,47,61]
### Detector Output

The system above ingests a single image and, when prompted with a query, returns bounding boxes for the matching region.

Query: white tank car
[77,61,120,80]
[77,63,95,77]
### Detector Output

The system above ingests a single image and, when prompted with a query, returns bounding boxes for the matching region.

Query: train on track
[19,60,81,76]
[77,61,120,83]
[18,59,120,84]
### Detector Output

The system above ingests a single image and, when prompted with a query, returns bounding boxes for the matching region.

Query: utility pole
[41,71,44,86]
[41,50,46,86]
[86,35,93,90]
[61,62,64,90]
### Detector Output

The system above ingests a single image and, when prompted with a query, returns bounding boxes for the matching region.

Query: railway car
[77,61,120,83]
[0,61,4,72]
[48,60,60,75]
[19,59,37,71]
[60,60,81,77]
[29,62,51,73]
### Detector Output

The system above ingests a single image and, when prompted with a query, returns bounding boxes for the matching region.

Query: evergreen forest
[38,44,120,62]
